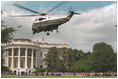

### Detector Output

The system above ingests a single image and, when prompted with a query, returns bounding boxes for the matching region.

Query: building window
[8,49,12,56]
[20,48,25,56]
[27,49,32,56]
[20,59,25,68]
[40,52,43,57]
[27,58,31,68]
[33,59,35,68]
[33,50,36,57]
[14,58,18,68]
[8,58,11,67]
[14,48,18,56]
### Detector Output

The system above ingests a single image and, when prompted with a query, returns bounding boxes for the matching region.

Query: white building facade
[3,39,68,75]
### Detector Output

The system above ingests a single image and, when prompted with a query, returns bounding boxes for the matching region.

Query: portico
[3,39,68,75]
[6,47,37,75]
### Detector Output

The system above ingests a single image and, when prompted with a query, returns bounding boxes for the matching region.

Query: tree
[73,50,86,61]
[68,52,92,72]
[1,10,16,72]
[44,42,117,73]
[45,47,77,72]
[1,27,16,44]
[110,52,117,72]
[1,66,12,72]
[91,42,116,72]
[45,47,61,72]
[1,10,16,44]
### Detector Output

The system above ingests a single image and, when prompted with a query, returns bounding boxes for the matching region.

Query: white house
[3,39,68,75]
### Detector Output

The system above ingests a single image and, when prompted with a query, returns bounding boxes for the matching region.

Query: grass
[1,75,117,78]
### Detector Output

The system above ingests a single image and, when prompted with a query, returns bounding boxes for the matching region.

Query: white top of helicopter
[34,15,66,23]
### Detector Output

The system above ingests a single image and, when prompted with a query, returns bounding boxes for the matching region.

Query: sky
[1,1,117,52]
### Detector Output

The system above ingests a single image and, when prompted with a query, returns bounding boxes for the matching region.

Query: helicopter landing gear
[56,30,59,33]
[47,32,50,35]
[33,31,35,34]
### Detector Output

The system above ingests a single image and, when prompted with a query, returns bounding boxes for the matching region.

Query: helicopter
[11,2,81,35]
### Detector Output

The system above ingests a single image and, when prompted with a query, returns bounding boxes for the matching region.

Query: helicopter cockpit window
[39,18,46,21]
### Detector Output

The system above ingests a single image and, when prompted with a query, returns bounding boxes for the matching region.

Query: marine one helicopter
[11,2,81,35]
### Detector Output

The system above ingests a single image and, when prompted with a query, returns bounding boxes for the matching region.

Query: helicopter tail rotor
[69,10,81,15]
[68,6,81,15]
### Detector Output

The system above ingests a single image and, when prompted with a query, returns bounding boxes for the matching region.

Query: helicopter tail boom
[74,12,81,15]
[66,11,81,21]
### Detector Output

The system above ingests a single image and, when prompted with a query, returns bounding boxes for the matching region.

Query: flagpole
[16,25,23,39]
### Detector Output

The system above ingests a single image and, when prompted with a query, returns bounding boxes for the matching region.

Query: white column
[25,48,28,69]
[5,52,9,67]
[18,48,21,69]
[35,50,38,68]
[11,48,14,68]
[31,49,34,69]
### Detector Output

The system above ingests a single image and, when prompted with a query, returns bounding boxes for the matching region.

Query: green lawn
[1,75,117,78]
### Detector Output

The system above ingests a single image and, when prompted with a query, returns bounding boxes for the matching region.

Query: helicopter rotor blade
[9,13,59,17]
[74,12,81,15]
[13,3,42,15]
[45,1,68,14]
[9,14,40,17]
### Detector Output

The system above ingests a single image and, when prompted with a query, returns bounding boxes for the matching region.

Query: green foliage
[34,67,45,73]
[1,27,16,44]
[1,66,12,72]
[112,53,117,72]
[1,26,15,68]
[69,60,90,72]
[45,47,76,72]
[1,11,16,72]
[1,10,16,44]
[45,47,60,72]
[68,52,92,72]
[91,42,116,72]
[93,42,114,54]
[74,50,86,61]
[45,42,116,73]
